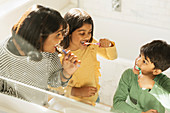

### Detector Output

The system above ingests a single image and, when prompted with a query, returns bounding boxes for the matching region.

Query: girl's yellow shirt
[57,39,117,105]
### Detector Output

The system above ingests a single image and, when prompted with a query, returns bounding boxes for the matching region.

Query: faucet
[112,0,121,11]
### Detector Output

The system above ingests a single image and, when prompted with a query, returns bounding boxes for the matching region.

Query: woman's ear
[39,37,43,51]
[153,69,162,75]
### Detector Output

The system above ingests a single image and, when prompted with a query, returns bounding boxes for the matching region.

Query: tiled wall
[99,57,133,106]
[0,0,69,41]
[78,0,170,30]
[75,1,170,109]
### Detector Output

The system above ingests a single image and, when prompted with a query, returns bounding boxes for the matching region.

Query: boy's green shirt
[111,69,170,113]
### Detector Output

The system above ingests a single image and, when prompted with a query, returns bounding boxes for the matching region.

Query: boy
[111,40,170,113]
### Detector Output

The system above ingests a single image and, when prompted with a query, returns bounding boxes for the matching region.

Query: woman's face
[69,23,92,50]
[43,26,65,53]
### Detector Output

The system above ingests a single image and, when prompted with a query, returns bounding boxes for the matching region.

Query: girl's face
[43,26,65,53]
[69,23,92,50]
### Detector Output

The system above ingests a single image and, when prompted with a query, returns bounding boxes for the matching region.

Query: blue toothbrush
[55,45,80,67]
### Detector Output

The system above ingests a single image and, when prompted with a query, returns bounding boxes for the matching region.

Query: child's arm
[111,69,143,113]
[93,38,117,60]
[138,74,170,110]
[149,79,170,110]
[71,86,97,97]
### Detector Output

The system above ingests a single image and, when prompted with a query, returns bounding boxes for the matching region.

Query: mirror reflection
[0,4,80,106]
[0,2,117,113]
[0,0,170,113]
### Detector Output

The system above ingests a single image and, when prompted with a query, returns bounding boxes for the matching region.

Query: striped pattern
[0,38,64,105]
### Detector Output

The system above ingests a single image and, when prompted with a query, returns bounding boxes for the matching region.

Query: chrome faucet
[112,0,121,12]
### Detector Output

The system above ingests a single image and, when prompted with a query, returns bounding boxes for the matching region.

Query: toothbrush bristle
[55,44,63,53]
[84,42,90,45]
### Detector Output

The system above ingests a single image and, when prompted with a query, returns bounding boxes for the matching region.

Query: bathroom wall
[78,0,170,30]
[76,0,170,60]
[0,1,170,112]
[0,0,69,41]
[74,1,170,112]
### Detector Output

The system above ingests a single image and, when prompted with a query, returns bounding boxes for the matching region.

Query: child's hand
[138,74,155,89]
[71,86,97,97]
[142,109,159,113]
[99,38,112,48]
[62,50,81,76]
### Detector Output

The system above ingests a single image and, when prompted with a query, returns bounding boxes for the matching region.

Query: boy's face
[133,54,155,75]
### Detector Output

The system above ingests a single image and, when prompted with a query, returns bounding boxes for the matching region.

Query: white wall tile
[0,0,69,41]
[79,0,170,30]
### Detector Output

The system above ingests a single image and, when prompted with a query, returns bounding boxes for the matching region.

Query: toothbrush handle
[95,43,100,46]
[62,49,80,67]
[62,49,68,54]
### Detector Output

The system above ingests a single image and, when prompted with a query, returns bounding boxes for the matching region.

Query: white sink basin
[48,97,114,113]
[0,93,58,113]
[62,108,89,113]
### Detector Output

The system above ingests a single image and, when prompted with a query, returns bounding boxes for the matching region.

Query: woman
[0,5,80,105]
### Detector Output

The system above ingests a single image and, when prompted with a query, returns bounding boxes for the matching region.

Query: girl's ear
[69,34,72,41]
[153,69,162,75]
[69,34,71,38]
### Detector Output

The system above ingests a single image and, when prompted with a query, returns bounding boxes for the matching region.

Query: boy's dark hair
[61,8,94,49]
[140,40,170,71]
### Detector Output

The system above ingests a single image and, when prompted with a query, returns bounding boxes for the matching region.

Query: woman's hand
[99,38,113,48]
[62,50,81,78]
[71,86,97,97]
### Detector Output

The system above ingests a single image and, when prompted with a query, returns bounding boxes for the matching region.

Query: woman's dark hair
[61,8,94,49]
[140,40,170,71]
[12,4,67,52]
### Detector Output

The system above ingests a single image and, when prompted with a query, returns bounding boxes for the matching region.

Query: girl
[61,8,117,105]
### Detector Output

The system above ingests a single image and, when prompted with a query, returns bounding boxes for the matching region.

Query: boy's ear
[153,69,162,75]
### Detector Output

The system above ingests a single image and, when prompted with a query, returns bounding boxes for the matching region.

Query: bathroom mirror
[0,0,118,113]
[0,75,115,113]
[0,0,170,113]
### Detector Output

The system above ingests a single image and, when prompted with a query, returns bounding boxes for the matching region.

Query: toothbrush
[54,44,69,55]
[82,42,100,46]
[135,65,146,90]
[55,45,80,67]
[83,42,112,46]
[135,65,142,75]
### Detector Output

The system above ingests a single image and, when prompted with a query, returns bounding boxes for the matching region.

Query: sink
[48,97,114,113]
[0,93,59,113]
[0,106,17,113]
[62,108,89,113]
